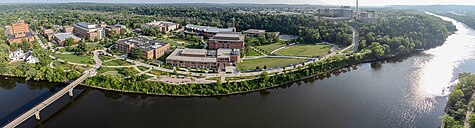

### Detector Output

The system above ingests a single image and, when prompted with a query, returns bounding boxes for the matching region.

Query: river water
[2,15,475,128]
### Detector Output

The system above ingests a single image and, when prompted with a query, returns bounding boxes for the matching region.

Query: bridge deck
[3,71,90,128]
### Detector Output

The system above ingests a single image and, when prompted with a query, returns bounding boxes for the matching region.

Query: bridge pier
[68,90,73,97]
[34,112,40,120]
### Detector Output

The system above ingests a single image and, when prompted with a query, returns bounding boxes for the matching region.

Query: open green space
[256,42,285,54]
[245,48,263,56]
[237,58,306,70]
[274,44,332,57]
[97,67,139,76]
[99,55,114,62]
[161,37,203,49]
[53,54,95,64]
[102,59,134,66]
[52,61,73,70]
[137,66,149,71]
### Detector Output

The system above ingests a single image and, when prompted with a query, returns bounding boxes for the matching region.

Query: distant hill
[388,5,475,11]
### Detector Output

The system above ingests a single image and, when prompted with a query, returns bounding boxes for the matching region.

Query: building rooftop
[167,48,240,63]
[185,24,235,33]
[76,22,97,29]
[210,32,244,41]
[181,49,208,56]
[8,32,33,40]
[54,33,80,42]
[117,38,168,51]
[167,49,217,63]
[243,29,266,34]
[217,48,240,58]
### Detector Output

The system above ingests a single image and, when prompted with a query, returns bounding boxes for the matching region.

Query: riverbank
[77,49,426,97]
[0,49,428,97]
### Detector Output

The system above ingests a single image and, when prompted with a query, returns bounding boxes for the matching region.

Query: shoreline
[76,50,425,97]
[1,50,425,97]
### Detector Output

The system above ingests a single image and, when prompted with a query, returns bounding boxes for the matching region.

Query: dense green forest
[435,11,475,30]
[443,73,475,128]
[352,10,456,58]
[0,4,352,45]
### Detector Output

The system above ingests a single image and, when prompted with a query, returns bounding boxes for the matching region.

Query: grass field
[53,54,95,64]
[246,49,263,56]
[103,59,134,66]
[52,61,72,70]
[237,58,306,70]
[256,43,285,54]
[137,66,149,71]
[99,55,114,61]
[275,44,332,57]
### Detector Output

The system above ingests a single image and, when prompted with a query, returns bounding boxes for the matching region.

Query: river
[2,14,475,128]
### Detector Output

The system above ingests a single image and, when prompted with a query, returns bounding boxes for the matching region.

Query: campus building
[7,20,35,44]
[166,48,240,71]
[243,29,280,38]
[42,28,55,41]
[141,21,180,33]
[208,32,245,50]
[62,26,74,33]
[115,38,170,60]
[105,25,126,36]
[359,11,379,23]
[317,6,354,20]
[184,24,236,38]
[73,22,104,41]
[53,33,81,46]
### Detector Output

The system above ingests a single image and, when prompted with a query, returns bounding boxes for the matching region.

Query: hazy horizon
[1,0,475,6]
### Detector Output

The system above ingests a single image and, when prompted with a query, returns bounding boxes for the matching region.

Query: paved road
[30,30,48,49]
[338,26,359,54]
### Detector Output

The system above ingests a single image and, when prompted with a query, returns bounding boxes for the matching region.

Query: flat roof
[244,29,266,34]
[167,49,217,63]
[185,24,234,33]
[181,49,208,56]
[210,32,243,41]
[54,33,80,41]
[76,22,96,29]
[8,32,33,40]
[117,37,168,51]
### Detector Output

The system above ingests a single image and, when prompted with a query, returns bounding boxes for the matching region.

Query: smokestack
[356,0,359,19]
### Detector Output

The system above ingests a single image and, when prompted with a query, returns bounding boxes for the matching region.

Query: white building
[9,48,40,64]
[26,55,39,64]
[9,48,26,61]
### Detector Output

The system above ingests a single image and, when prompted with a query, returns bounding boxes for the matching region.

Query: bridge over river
[2,69,96,128]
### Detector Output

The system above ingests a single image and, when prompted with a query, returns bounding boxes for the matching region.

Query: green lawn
[99,55,114,62]
[237,58,306,70]
[137,66,149,71]
[52,61,73,70]
[103,59,134,66]
[245,48,263,56]
[256,43,284,54]
[53,54,95,64]
[275,44,332,57]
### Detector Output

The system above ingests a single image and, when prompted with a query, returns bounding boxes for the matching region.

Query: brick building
[184,24,235,38]
[53,33,81,46]
[208,32,245,50]
[73,22,104,41]
[141,21,180,33]
[166,48,240,71]
[115,38,170,60]
[7,20,35,44]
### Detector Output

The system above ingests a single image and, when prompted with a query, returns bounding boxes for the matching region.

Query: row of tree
[352,10,456,58]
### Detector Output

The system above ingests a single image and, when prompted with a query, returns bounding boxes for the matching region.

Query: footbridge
[2,69,96,128]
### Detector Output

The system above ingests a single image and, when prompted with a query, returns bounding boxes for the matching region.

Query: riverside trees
[353,10,456,57]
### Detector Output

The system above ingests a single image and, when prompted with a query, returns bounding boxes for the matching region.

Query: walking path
[31,29,48,50]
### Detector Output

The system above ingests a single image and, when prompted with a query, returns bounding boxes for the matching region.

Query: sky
[1,0,475,6]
